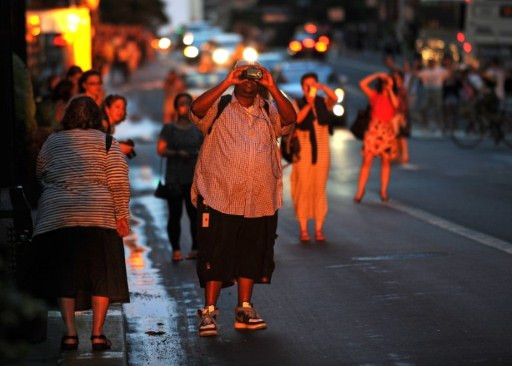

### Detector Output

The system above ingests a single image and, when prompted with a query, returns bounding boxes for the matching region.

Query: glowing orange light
[304,23,317,34]
[53,35,67,47]
[303,38,316,48]
[315,41,328,53]
[463,42,472,53]
[28,15,40,26]
[289,40,302,52]
[318,35,330,45]
[31,27,41,36]
[456,32,465,42]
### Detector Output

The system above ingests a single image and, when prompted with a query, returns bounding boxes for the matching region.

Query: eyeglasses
[87,81,102,86]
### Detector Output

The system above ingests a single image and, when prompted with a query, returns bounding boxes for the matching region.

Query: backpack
[207,94,270,135]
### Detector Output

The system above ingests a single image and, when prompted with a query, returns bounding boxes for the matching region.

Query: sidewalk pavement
[5,305,127,366]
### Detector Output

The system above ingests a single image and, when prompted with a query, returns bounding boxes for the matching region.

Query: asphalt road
[112,53,512,365]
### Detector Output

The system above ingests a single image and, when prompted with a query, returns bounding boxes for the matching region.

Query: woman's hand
[178,150,191,159]
[116,217,130,238]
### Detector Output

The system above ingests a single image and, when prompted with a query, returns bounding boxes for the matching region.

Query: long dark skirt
[27,226,130,311]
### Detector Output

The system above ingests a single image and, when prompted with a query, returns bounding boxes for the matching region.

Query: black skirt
[26,226,130,311]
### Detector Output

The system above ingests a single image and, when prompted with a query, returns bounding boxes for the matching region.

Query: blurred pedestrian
[392,70,411,164]
[484,58,506,111]
[78,69,104,106]
[101,94,135,158]
[354,72,399,203]
[163,69,186,123]
[28,96,130,352]
[417,59,450,131]
[65,65,83,97]
[52,80,75,126]
[291,72,337,243]
[190,60,296,336]
[157,93,203,262]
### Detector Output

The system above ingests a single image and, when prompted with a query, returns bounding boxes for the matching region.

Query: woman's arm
[359,73,385,98]
[295,101,314,124]
[157,138,190,159]
[317,83,338,105]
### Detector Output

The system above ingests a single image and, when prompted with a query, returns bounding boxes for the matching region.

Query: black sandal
[60,335,79,351]
[90,334,112,351]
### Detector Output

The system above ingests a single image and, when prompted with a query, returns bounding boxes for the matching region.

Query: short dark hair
[173,92,193,109]
[78,69,102,93]
[301,72,318,85]
[59,96,103,131]
[52,80,74,103]
[66,65,83,79]
[101,94,127,122]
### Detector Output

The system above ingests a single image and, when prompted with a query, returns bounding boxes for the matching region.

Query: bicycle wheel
[451,113,484,148]
[501,111,512,148]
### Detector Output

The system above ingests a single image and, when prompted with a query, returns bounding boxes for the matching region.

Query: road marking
[388,199,512,255]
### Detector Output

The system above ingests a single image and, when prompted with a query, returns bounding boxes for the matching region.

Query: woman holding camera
[291,72,337,243]
[157,93,203,261]
[354,72,399,203]
[101,94,135,158]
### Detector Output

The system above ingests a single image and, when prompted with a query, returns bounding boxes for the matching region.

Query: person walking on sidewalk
[354,72,399,203]
[291,72,337,243]
[189,60,296,336]
[157,92,203,262]
[28,96,131,351]
[417,59,450,132]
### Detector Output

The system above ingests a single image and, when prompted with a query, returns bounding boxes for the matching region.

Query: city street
[113,53,512,365]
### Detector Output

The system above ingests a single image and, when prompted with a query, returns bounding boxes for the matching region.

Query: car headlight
[158,37,171,50]
[335,88,344,103]
[332,104,344,117]
[183,46,199,58]
[212,48,230,65]
[183,32,194,46]
[243,47,258,62]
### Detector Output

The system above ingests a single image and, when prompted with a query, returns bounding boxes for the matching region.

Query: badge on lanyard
[202,212,210,228]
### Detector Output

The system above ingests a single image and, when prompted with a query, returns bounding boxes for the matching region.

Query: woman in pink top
[354,72,399,203]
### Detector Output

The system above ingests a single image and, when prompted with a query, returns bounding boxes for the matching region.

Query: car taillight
[303,38,316,49]
[289,40,302,53]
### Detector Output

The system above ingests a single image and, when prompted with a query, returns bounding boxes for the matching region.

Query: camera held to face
[241,67,263,80]
[120,139,137,159]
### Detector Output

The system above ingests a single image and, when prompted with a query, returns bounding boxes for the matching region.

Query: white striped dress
[33,129,130,237]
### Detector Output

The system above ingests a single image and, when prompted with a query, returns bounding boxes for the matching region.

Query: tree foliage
[99,0,168,31]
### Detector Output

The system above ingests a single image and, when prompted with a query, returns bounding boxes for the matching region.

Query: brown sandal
[91,334,112,351]
[60,335,79,351]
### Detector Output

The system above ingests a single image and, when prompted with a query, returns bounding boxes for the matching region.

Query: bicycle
[451,94,512,149]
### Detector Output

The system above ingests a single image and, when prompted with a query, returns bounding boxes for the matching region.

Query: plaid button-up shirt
[190,93,292,218]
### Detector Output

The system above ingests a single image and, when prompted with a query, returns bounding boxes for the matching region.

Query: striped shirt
[190,93,292,218]
[33,129,130,237]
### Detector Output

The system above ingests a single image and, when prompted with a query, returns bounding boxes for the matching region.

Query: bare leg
[58,297,78,344]
[355,155,373,200]
[380,156,391,199]
[237,277,254,306]
[205,281,222,307]
[398,137,409,163]
[91,296,110,342]
[299,218,308,233]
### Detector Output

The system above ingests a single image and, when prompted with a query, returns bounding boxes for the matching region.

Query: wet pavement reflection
[123,188,186,364]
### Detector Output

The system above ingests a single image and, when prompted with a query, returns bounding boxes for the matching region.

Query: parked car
[273,60,347,126]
